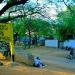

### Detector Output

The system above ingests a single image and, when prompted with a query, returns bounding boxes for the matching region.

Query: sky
[0,0,73,11]
[0,0,67,20]
[0,3,6,10]
[30,0,67,19]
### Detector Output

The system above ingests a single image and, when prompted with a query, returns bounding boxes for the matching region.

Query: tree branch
[63,0,75,14]
[0,15,24,23]
[0,0,28,16]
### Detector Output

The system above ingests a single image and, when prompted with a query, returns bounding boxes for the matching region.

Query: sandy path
[0,46,75,75]
[15,47,75,72]
[0,65,75,75]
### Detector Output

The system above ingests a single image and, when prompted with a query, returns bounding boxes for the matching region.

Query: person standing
[70,48,74,59]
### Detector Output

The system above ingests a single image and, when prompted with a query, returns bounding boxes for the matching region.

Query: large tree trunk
[28,27,31,48]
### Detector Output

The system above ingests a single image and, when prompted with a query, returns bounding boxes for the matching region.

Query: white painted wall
[45,40,75,48]
[63,40,75,48]
[45,40,58,47]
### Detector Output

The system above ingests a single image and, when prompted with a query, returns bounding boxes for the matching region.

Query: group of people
[0,41,11,57]
[0,42,11,57]
[3,42,11,57]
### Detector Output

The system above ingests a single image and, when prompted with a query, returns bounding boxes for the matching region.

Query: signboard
[0,23,12,41]
[0,23,15,60]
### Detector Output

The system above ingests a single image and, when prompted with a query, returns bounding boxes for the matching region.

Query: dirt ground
[0,46,75,75]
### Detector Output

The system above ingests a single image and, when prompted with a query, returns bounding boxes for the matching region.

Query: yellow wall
[0,23,15,55]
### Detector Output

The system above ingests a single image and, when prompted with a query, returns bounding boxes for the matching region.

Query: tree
[13,17,53,46]
[0,0,28,16]
[0,0,75,23]
[57,5,75,41]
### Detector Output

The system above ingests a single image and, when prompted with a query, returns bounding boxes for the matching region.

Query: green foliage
[8,0,13,4]
[13,18,53,38]
[13,18,27,37]
[56,5,75,41]
[0,0,3,3]
[31,19,51,35]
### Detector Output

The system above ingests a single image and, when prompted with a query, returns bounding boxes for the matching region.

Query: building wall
[45,40,75,48]
[45,40,58,47]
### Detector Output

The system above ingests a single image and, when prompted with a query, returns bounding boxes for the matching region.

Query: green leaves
[13,18,53,38]
[0,0,3,3]
[56,5,75,41]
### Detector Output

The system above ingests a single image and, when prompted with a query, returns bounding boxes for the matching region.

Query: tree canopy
[0,0,75,23]
[0,0,28,16]
[56,5,75,41]
[0,0,75,41]
[13,18,53,38]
